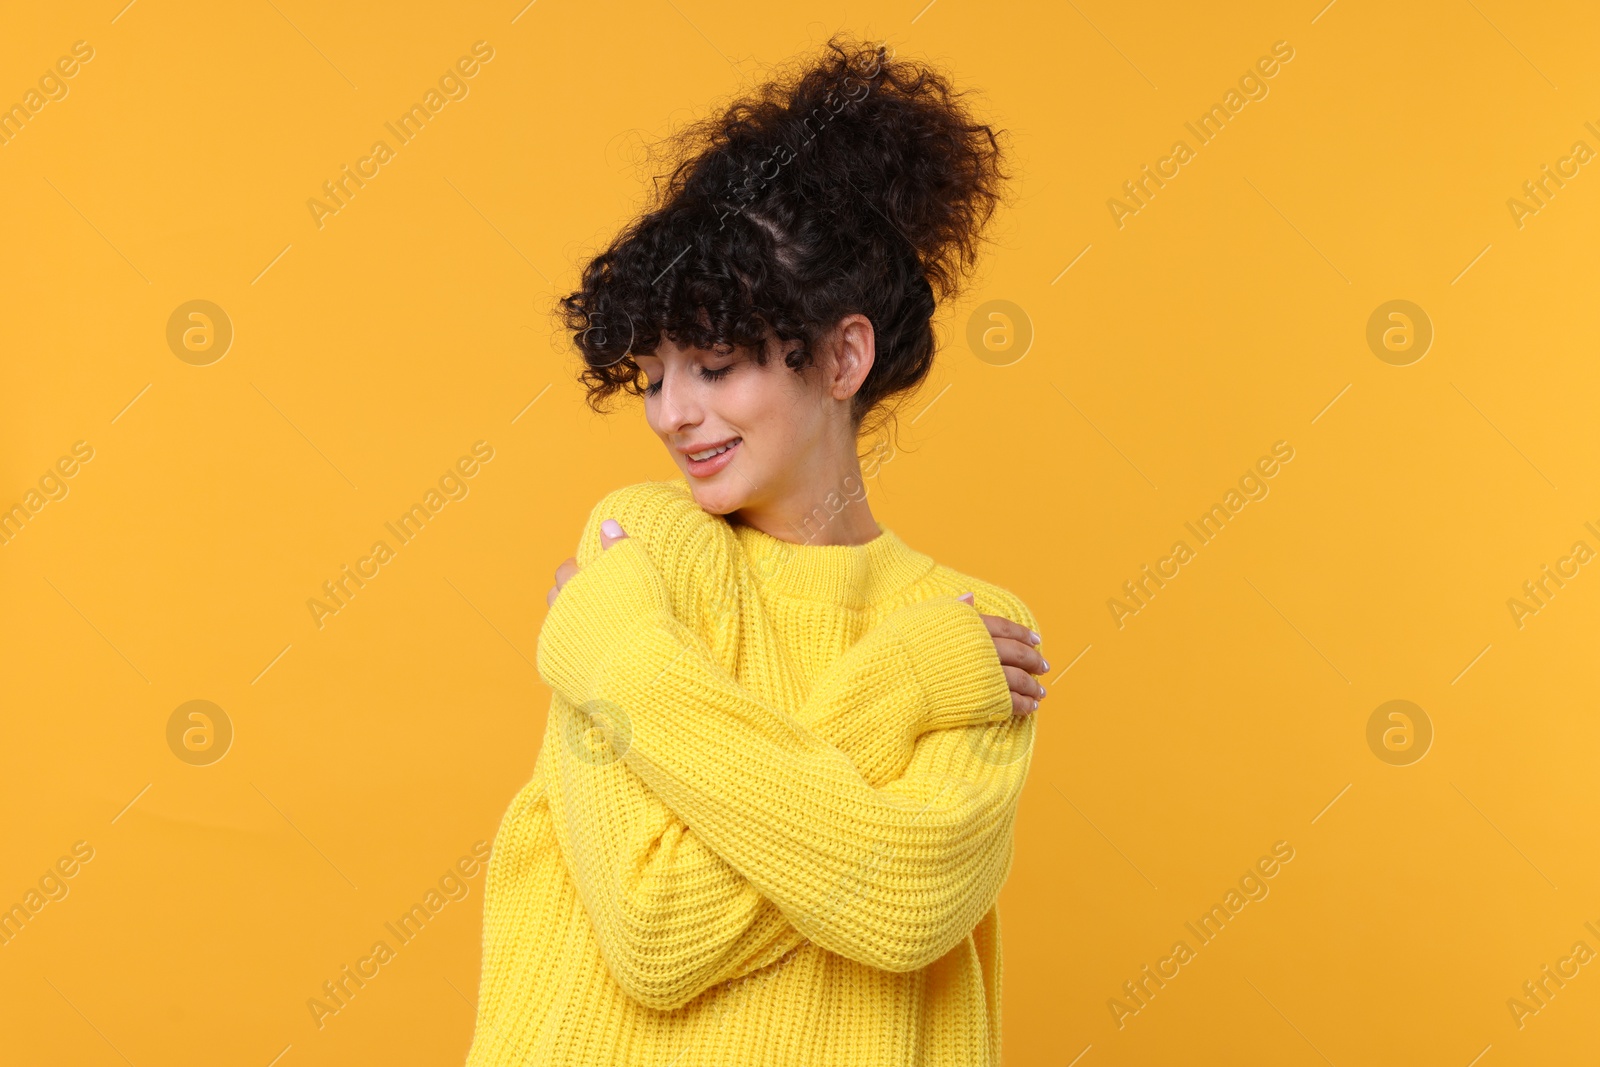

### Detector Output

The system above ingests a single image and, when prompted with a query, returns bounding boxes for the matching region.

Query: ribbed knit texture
[465,478,1038,1066]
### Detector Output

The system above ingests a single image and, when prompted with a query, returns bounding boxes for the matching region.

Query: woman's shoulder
[921,561,1040,635]
[573,478,735,577]
[573,479,743,649]
[580,478,708,532]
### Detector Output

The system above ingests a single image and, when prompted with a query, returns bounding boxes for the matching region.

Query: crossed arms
[535,505,1037,1010]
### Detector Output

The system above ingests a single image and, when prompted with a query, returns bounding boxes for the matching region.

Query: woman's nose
[652,372,701,431]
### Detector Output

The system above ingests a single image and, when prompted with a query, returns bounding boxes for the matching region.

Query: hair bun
[676,36,1006,303]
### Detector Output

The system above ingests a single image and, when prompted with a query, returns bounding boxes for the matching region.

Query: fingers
[993,636,1049,676]
[956,597,1047,716]
[546,516,628,609]
[547,556,579,608]
[974,609,1039,650]
[1002,664,1045,711]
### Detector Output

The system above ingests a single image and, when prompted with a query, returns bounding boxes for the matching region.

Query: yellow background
[3,1,1598,1064]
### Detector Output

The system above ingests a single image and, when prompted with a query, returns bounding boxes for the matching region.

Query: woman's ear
[829,314,876,401]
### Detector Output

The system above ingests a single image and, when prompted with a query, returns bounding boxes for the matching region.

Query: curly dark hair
[558,34,1008,443]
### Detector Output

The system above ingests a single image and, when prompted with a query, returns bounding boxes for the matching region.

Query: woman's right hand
[958,591,1048,716]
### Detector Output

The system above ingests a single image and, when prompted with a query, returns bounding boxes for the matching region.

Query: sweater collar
[728,513,936,607]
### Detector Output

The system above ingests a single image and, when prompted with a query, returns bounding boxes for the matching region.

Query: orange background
[3,1,1599,1064]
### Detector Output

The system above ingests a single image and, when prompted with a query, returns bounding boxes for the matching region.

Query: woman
[466,35,1048,1067]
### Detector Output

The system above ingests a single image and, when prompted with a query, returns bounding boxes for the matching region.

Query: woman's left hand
[547,518,629,607]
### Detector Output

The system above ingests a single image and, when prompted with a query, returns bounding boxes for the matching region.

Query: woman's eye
[642,364,732,397]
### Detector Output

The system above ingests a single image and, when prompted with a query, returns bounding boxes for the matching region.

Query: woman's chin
[685,482,747,517]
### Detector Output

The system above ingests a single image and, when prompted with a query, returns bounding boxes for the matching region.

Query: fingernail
[601,518,623,538]
[1041,659,1051,672]
[957,591,974,604]
[1030,698,1039,712]
[1039,686,1047,697]
[1028,630,1041,645]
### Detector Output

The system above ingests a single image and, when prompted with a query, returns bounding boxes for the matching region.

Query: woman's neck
[729,468,880,547]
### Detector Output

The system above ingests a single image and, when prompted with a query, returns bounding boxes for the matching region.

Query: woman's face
[633,334,843,517]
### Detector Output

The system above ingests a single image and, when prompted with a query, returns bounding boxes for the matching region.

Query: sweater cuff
[880,599,1014,729]
[536,536,673,705]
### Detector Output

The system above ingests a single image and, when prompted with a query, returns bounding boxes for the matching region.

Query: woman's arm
[538,533,1036,980]
[542,590,1018,1010]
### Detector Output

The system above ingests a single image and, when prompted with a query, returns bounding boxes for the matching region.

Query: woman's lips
[685,436,741,477]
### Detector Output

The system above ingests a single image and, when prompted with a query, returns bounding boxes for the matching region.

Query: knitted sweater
[465,478,1038,1066]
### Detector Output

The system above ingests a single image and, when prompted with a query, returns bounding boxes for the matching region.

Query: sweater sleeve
[537,535,1034,983]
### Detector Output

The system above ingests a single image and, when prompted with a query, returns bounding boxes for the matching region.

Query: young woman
[466,36,1047,1067]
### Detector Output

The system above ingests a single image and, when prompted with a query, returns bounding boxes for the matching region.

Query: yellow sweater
[465,478,1038,1066]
